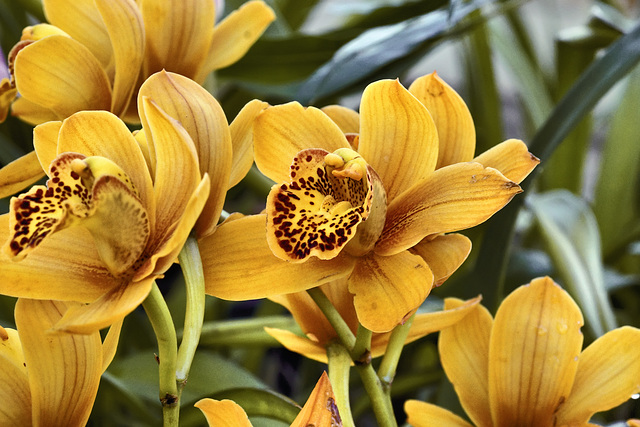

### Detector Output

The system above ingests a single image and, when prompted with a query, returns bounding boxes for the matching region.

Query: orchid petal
[376,162,521,256]
[0,215,119,301]
[229,99,269,189]
[200,214,356,300]
[53,277,154,334]
[0,328,31,425]
[358,79,438,201]
[10,96,60,126]
[321,105,360,133]
[409,72,475,168]
[405,400,474,427]
[199,0,276,79]
[101,319,123,373]
[556,326,640,425]
[33,120,62,171]
[139,98,200,241]
[348,251,433,333]
[43,0,113,68]
[489,277,583,426]
[0,77,17,122]
[141,0,214,79]
[291,372,340,427]
[57,111,154,221]
[95,0,144,117]
[194,398,252,427]
[411,233,471,286]
[473,139,539,184]
[265,327,328,363]
[139,71,231,237]
[0,151,45,199]
[14,35,111,118]
[254,102,350,184]
[439,298,493,427]
[16,299,102,425]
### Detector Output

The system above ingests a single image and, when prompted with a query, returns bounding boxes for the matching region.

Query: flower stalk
[327,341,356,427]
[378,312,415,392]
[142,282,179,427]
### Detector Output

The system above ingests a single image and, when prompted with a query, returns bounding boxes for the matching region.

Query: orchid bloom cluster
[0,2,639,426]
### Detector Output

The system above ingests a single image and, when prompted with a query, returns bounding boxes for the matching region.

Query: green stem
[327,341,356,427]
[377,312,415,392]
[176,236,206,391]
[306,287,355,349]
[355,363,397,427]
[351,324,372,362]
[142,282,179,427]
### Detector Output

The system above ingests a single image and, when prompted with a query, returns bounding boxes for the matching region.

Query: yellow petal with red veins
[0,77,17,122]
[96,0,144,117]
[291,371,341,427]
[489,277,584,427]
[8,96,59,126]
[0,151,45,199]
[411,233,471,286]
[254,102,350,184]
[57,111,155,219]
[321,105,360,134]
[556,326,640,425]
[142,0,214,79]
[0,327,31,425]
[195,398,253,427]
[349,251,433,333]
[376,162,521,256]
[266,148,380,261]
[34,120,61,171]
[404,400,474,427]
[0,214,120,301]
[358,79,438,201]
[200,214,356,300]
[409,72,476,168]
[43,0,113,68]
[54,277,154,334]
[14,35,111,118]
[438,298,493,427]
[473,139,540,184]
[199,0,276,79]
[138,71,231,237]
[139,98,200,242]
[265,327,328,363]
[16,299,102,426]
[229,99,269,189]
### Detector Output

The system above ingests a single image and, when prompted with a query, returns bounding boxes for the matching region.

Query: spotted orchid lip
[265,147,387,263]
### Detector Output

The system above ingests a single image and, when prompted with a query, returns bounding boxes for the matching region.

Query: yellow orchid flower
[0,100,211,334]
[0,0,274,125]
[0,298,121,425]
[195,371,341,427]
[404,276,640,427]
[266,278,483,363]
[200,72,539,333]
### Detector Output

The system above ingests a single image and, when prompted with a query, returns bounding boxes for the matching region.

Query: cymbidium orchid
[404,277,640,427]
[0,0,274,201]
[266,278,482,363]
[200,72,539,333]
[0,298,120,425]
[195,372,341,427]
[0,99,210,334]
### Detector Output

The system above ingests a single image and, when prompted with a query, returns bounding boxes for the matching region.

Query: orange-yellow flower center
[266,148,386,262]
[3,153,150,277]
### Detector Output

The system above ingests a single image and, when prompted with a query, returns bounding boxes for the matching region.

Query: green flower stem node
[142,281,179,427]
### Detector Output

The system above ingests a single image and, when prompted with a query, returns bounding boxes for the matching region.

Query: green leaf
[296,0,489,104]
[210,388,300,422]
[593,66,640,257]
[471,20,640,310]
[529,190,616,338]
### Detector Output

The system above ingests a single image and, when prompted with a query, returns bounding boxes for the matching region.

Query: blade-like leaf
[529,190,616,338]
[471,20,640,309]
